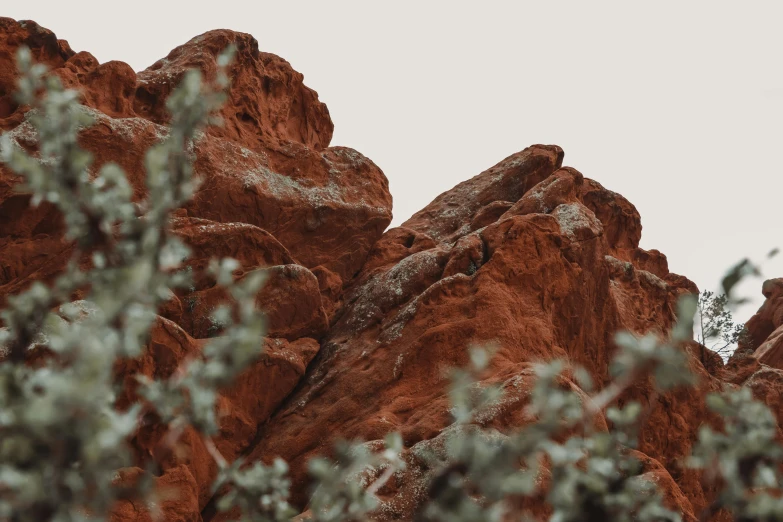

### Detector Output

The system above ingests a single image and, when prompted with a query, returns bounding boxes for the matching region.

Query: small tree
[695,290,747,360]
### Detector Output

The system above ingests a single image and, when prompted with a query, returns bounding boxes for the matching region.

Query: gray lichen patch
[3,119,38,148]
[552,203,603,242]
[200,136,390,220]
[378,273,470,345]
[604,256,667,291]
[637,269,668,291]
[393,353,405,379]
[604,255,635,279]
[344,249,447,335]
[77,105,170,143]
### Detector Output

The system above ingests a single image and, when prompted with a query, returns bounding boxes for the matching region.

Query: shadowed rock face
[0,18,764,522]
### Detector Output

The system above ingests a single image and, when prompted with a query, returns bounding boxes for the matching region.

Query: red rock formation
[239,145,722,520]
[0,17,390,521]
[0,17,770,522]
[724,279,783,444]
[101,315,314,511]
[0,18,392,310]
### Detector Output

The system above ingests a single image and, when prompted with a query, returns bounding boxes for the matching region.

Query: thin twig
[366,464,398,496]
[203,435,228,469]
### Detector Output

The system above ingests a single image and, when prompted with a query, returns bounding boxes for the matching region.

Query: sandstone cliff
[1,18,775,522]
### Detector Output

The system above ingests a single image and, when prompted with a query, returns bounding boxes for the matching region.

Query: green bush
[1,47,781,522]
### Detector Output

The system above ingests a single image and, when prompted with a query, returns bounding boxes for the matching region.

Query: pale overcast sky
[5,1,783,321]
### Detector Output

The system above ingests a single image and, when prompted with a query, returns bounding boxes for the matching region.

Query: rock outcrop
[723,278,783,442]
[238,146,724,521]
[0,18,392,309]
[0,17,391,522]
[1,17,775,522]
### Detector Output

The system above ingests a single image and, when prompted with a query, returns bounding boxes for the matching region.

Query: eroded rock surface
[0,18,392,313]
[0,18,390,521]
[0,17,773,522]
[239,145,723,521]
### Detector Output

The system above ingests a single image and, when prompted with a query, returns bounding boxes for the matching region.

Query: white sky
[6,1,783,322]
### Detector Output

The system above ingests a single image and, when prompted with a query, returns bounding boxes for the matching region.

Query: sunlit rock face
[0,17,756,522]
[242,144,724,522]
